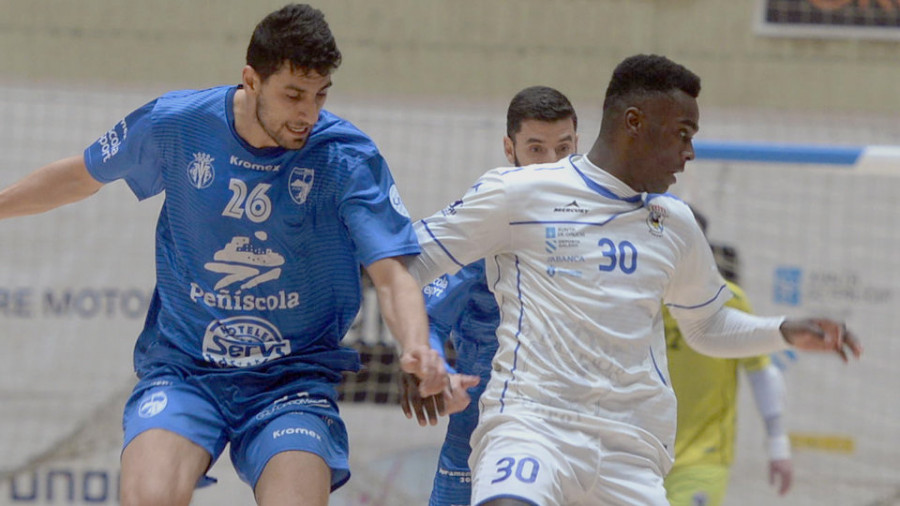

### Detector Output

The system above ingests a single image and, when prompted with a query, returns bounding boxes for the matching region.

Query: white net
[0,80,898,505]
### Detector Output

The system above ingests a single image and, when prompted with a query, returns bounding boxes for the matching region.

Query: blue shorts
[430,378,487,506]
[122,363,350,491]
[430,432,474,506]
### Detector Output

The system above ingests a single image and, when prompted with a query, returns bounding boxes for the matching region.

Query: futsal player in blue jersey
[0,4,447,506]
[400,86,579,506]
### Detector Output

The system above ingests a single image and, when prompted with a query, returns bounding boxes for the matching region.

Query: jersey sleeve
[409,170,511,285]
[339,153,420,266]
[425,261,486,344]
[663,201,730,321]
[725,282,771,371]
[83,99,164,200]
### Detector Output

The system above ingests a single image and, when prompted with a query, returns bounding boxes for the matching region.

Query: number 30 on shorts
[490,456,540,484]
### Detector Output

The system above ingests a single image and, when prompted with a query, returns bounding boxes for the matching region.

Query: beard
[255,95,309,150]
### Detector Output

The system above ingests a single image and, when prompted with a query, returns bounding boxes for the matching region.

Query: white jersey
[410,154,730,467]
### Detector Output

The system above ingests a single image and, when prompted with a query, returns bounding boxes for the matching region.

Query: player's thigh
[254,450,331,506]
[121,376,227,505]
[664,464,730,506]
[232,409,350,493]
[588,441,669,506]
[121,429,211,506]
[470,424,562,505]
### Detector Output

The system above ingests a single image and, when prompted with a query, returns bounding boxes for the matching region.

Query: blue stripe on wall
[694,141,863,165]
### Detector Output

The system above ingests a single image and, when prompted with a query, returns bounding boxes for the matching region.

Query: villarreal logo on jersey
[187,152,215,189]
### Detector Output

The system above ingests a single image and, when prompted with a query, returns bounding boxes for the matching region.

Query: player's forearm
[747,364,791,460]
[372,264,431,352]
[679,306,789,358]
[0,156,103,220]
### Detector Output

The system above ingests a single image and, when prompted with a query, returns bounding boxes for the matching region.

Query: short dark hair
[246,4,342,81]
[602,54,700,111]
[506,86,578,139]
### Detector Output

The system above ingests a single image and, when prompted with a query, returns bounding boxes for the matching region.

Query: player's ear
[573,133,580,152]
[503,136,516,165]
[242,65,261,92]
[624,106,643,136]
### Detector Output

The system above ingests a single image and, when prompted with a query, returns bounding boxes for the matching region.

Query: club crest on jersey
[289,167,315,204]
[646,203,668,237]
[187,152,215,189]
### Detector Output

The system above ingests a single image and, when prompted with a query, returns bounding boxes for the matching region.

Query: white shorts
[469,411,669,506]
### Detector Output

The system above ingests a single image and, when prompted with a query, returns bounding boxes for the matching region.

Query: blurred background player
[664,206,793,506]
[401,85,578,506]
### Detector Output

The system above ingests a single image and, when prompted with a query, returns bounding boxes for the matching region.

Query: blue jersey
[423,260,500,505]
[84,85,419,379]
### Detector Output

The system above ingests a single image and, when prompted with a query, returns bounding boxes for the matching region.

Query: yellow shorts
[664,464,730,506]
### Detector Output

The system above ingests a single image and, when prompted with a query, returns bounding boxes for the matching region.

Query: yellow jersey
[664,281,770,468]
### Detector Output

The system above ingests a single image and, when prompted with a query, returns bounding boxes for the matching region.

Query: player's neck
[232,88,278,149]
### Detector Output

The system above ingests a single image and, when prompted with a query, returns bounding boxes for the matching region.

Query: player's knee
[120,478,193,506]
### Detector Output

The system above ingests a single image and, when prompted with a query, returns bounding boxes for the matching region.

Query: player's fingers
[399,374,412,418]
[412,397,429,426]
[459,374,480,389]
[423,396,439,425]
[434,389,447,418]
[842,326,863,359]
[781,471,793,495]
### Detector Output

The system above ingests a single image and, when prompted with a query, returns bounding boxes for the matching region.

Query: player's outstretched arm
[0,155,104,220]
[780,318,862,362]
[366,256,449,397]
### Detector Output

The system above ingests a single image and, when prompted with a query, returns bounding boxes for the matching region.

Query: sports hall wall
[2,0,900,113]
[1,1,898,506]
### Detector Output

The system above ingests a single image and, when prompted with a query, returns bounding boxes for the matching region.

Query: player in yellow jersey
[664,208,793,506]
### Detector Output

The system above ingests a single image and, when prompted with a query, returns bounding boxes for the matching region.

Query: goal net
[1,83,898,506]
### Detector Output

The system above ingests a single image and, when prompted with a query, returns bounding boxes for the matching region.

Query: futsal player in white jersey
[400,86,579,506]
[408,54,862,506]
[0,5,447,506]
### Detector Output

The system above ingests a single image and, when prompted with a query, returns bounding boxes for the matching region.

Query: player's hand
[399,344,448,397]
[442,373,480,415]
[768,458,793,496]
[399,371,441,426]
[399,372,480,426]
[780,318,862,362]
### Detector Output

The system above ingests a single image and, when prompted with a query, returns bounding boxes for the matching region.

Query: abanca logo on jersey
[202,316,291,367]
[187,152,215,189]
